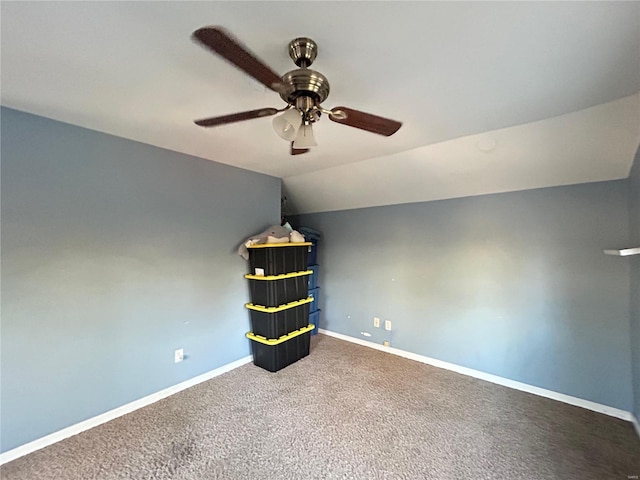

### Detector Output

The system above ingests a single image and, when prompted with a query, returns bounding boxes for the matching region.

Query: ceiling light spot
[476,138,497,153]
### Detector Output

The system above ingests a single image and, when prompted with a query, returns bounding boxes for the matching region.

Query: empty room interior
[1,2,639,478]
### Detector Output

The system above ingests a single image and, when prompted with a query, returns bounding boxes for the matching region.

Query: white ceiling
[2,2,639,214]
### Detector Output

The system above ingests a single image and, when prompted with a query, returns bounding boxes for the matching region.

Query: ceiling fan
[191,27,402,155]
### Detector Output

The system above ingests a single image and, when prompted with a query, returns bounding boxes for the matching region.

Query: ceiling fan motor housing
[279,37,330,106]
[279,68,330,105]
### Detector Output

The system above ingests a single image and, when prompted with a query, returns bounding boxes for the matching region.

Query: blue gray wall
[0,108,280,452]
[296,181,633,411]
[630,148,640,421]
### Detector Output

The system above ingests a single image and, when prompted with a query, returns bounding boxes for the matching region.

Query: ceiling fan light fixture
[293,123,317,149]
[191,27,403,155]
[272,108,303,141]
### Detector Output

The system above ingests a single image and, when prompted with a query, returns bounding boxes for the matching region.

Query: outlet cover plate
[174,348,184,363]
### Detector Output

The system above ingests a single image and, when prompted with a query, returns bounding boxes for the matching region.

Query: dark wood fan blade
[329,106,402,136]
[192,26,283,92]
[194,108,278,127]
[290,142,309,155]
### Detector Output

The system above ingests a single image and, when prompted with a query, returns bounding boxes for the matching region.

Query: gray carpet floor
[2,334,640,479]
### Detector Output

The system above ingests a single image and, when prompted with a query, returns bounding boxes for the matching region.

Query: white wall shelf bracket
[603,247,640,256]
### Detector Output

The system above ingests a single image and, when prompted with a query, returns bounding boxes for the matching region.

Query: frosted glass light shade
[293,124,317,148]
[272,109,302,141]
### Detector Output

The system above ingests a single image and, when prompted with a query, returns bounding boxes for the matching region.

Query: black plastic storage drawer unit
[245,270,312,307]
[246,325,314,372]
[245,297,312,339]
[247,243,311,276]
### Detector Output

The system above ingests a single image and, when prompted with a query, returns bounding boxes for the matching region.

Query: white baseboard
[318,329,634,423]
[632,415,640,440]
[0,355,253,466]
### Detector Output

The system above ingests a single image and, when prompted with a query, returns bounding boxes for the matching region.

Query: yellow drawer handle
[248,242,312,249]
[245,297,313,313]
[246,324,315,345]
[245,270,312,281]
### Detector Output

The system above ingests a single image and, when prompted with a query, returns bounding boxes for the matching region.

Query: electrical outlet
[174,348,184,363]
[383,340,390,347]
[385,320,392,331]
[373,317,380,328]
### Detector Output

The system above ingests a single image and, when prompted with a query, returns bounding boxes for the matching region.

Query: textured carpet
[2,334,639,479]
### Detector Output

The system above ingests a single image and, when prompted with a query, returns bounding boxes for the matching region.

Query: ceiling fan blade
[194,108,278,127]
[329,106,402,136]
[192,27,284,92]
[291,142,309,155]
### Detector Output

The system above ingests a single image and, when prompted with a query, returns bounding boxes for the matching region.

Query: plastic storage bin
[309,309,321,335]
[246,325,314,372]
[245,297,312,339]
[245,270,312,307]
[307,264,319,290]
[308,286,319,312]
[248,243,311,276]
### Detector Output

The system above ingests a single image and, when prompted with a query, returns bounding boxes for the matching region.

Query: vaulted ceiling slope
[2,2,639,214]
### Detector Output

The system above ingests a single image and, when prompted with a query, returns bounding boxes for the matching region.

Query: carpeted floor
[2,334,639,479]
